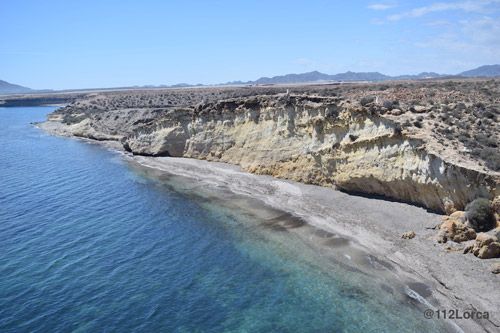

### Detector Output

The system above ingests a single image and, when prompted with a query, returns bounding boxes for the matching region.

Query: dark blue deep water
[0,107,448,332]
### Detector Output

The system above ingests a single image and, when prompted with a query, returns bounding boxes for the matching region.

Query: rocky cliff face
[41,83,499,213]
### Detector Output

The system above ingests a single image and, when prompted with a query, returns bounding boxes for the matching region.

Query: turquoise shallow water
[0,107,448,332]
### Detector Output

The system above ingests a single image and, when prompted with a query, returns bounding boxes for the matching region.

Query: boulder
[437,218,476,243]
[491,263,500,274]
[453,229,476,243]
[472,233,500,259]
[449,211,466,223]
[477,243,500,259]
[475,233,496,247]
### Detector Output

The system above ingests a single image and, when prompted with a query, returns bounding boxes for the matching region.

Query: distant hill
[330,71,390,81]
[240,71,446,85]
[239,71,390,85]
[252,71,332,84]
[2,64,499,94]
[0,80,32,95]
[459,65,500,77]
[231,64,499,85]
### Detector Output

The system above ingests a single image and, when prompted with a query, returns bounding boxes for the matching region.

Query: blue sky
[1,0,499,89]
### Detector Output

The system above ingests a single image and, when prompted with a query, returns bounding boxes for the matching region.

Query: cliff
[40,81,500,213]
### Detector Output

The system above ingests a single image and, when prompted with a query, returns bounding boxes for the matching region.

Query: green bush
[465,198,495,232]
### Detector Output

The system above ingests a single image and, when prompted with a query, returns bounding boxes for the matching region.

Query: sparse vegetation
[360,95,375,106]
[4,78,498,172]
[465,198,495,232]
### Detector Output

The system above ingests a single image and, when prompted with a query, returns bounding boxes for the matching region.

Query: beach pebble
[402,231,416,239]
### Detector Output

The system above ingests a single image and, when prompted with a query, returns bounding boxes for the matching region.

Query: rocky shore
[36,80,500,331]
[38,81,499,213]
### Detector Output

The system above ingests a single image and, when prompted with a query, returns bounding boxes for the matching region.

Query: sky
[1,0,499,90]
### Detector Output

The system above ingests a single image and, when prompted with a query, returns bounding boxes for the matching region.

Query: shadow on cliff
[337,188,442,215]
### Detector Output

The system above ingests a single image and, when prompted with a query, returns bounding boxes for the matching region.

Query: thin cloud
[415,16,500,59]
[461,16,500,44]
[367,3,395,11]
[387,0,500,21]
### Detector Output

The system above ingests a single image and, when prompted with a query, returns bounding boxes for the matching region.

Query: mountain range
[458,64,500,78]
[0,80,32,95]
[1,64,500,95]
[230,64,500,85]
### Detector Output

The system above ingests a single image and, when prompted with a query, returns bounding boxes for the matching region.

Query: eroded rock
[437,216,476,243]
[472,233,500,259]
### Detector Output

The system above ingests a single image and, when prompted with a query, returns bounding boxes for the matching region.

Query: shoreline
[37,121,499,332]
[130,156,498,332]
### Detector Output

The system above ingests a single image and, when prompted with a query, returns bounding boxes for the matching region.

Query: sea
[0,107,450,332]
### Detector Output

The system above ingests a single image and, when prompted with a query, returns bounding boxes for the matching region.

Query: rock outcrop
[40,82,500,214]
[471,233,500,259]
[438,215,477,243]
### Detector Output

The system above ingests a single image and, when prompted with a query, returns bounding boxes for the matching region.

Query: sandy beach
[127,155,499,333]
